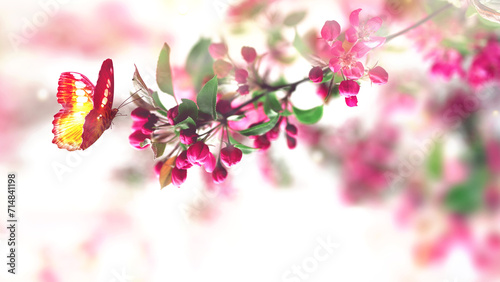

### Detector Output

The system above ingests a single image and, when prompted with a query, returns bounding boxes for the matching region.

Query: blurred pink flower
[468,39,500,88]
[430,49,465,80]
[345,9,385,48]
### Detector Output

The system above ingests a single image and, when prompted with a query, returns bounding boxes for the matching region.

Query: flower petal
[321,20,341,41]
[209,43,228,59]
[351,42,371,58]
[369,66,388,85]
[364,36,386,48]
[213,59,233,78]
[329,57,341,73]
[349,9,362,27]
[365,17,383,33]
[330,40,344,57]
[345,26,358,43]
[339,80,360,97]
[344,61,364,80]
[345,96,358,107]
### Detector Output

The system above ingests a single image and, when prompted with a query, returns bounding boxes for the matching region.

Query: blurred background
[1,0,500,281]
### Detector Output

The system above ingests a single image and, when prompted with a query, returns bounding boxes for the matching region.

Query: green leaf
[284,11,307,26]
[322,71,334,83]
[186,38,214,91]
[293,28,312,59]
[239,115,280,136]
[426,142,443,179]
[251,90,266,108]
[264,92,282,117]
[444,167,488,215]
[292,105,323,124]
[228,135,258,154]
[175,116,196,130]
[281,109,293,116]
[152,142,166,159]
[196,76,218,119]
[176,98,198,123]
[151,91,168,111]
[156,43,175,96]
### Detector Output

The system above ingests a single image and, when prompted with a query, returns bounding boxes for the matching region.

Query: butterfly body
[52,59,117,151]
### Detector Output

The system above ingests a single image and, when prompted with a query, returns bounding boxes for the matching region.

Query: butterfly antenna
[117,89,142,109]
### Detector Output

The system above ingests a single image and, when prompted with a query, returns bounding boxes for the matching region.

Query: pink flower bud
[286,134,297,149]
[321,20,341,41]
[167,105,179,125]
[212,164,228,184]
[141,114,158,134]
[339,80,360,97]
[369,66,388,85]
[187,141,210,165]
[220,145,243,167]
[241,46,257,63]
[235,68,249,83]
[254,135,271,150]
[204,152,216,173]
[216,99,232,115]
[131,107,150,122]
[316,83,329,100]
[176,150,193,170]
[129,130,150,149]
[286,123,297,136]
[154,160,164,177]
[237,84,249,95]
[266,124,280,141]
[172,167,187,187]
[309,67,323,83]
[213,59,233,78]
[345,96,358,107]
[179,127,198,145]
[208,43,228,59]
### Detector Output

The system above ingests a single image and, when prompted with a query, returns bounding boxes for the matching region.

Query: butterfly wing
[81,59,117,150]
[52,72,95,151]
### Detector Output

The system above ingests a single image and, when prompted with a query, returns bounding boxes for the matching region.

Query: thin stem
[385,3,453,43]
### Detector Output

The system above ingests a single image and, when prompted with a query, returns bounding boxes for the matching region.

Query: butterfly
[52,59,118,151]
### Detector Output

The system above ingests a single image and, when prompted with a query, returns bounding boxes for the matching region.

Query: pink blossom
[187,141,210,165]
[345,96,358,107]
[468,39,500,88]
[339,80,360,97]
[328,41,368,80]
[235,68,249,83]
[286,134,297,149]
[286,123,297,136]
[204,152,216,173]
[430,49,464,80]
[213,59,233,78]
[345,9,385,48]
[220,145,243,167]
[368,66,388,85]
[309,66,324,83]
[172,167,187,187]
[209,43,228,59]
[321,20,341,41]
[212,164,228,184]
[241,46,257,63]
[176,151,193,170]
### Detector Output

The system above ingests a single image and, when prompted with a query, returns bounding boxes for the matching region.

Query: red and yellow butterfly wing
[81,59,118,150]
[52,72,95,151]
